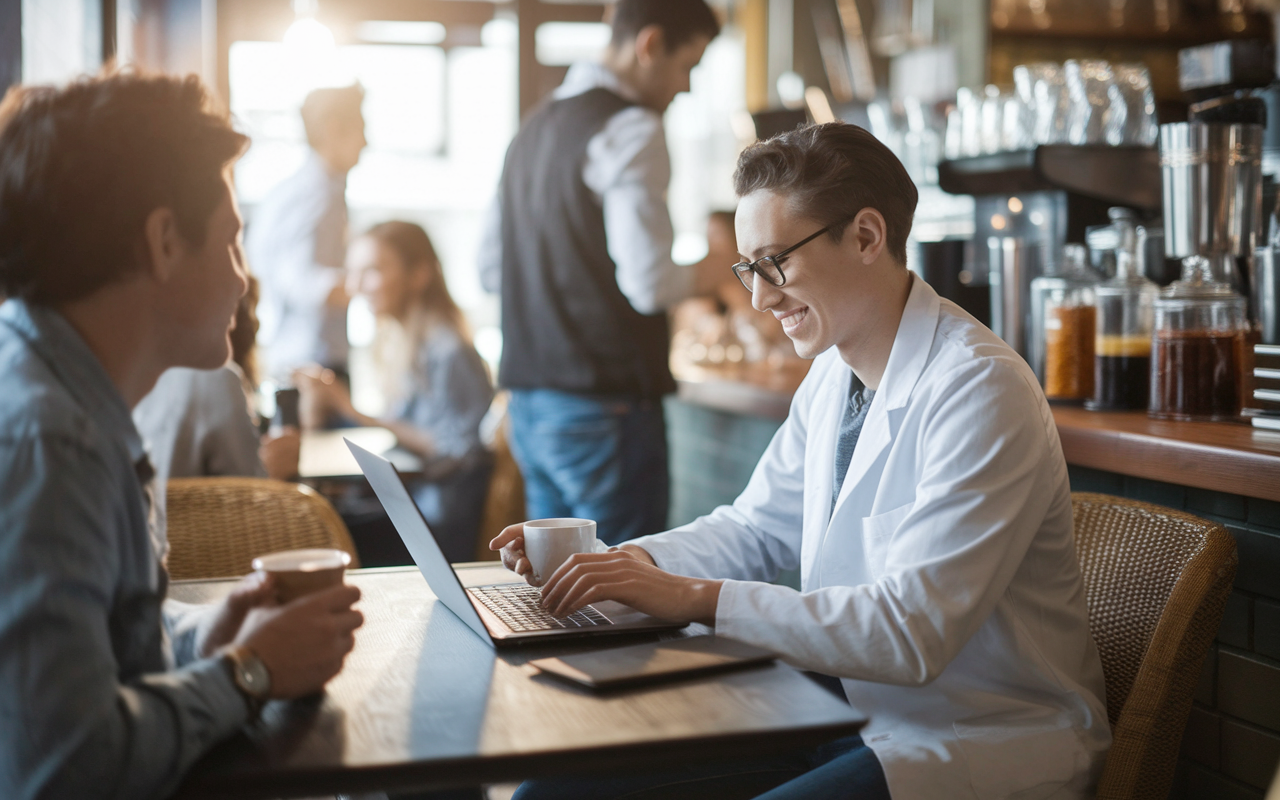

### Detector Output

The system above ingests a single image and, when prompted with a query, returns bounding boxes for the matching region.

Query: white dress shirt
[634,275,1111,800]
[478,62,693,315]
[247,151,350,378]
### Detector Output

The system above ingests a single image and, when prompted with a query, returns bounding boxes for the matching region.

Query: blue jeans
[510,735,888,800]
[507,389,668,545]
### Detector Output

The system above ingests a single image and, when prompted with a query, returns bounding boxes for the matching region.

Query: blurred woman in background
[297,221,494,562]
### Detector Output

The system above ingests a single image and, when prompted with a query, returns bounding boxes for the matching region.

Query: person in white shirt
[134,274,300,492]
[493,122,1111,800]
[478,0,735,545]
[247,84,366,382]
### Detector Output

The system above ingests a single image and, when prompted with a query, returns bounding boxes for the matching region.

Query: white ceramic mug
[523,518,599,585]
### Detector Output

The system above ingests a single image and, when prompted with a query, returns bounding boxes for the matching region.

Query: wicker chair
[165,477,360,580]
[1072,492,1237,800]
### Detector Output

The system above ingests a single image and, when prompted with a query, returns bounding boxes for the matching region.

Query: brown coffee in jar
[1044,305,1095,400]
[1149,330,1239,420]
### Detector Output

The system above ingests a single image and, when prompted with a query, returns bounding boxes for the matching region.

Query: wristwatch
[221,645,271,715]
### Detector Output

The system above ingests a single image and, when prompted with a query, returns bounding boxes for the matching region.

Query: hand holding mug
[490,518,603,587]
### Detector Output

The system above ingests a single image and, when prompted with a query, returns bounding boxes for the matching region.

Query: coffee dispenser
[1159,121,1264,275]
[939,146,1162,364]
[1173,39,1279,343]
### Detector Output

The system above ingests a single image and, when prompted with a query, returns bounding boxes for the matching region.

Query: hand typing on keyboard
[489,523,723,625]
[472,584,612,632]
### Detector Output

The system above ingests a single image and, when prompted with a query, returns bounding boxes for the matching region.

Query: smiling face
[346,235,427,320]
[734,190,870,361]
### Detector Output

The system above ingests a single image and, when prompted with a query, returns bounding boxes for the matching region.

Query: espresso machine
[938,147,1163,364]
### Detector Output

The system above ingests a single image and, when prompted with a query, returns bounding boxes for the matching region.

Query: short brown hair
[0,70,248,305]
[733,122,918,265]
[610,0,720,52]
[301,84,364,149]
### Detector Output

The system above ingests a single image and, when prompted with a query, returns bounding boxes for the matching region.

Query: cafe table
[169,564,866,799]
[299,427,424,481]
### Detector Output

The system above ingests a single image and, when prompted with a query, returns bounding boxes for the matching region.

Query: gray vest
[496,88,675,399]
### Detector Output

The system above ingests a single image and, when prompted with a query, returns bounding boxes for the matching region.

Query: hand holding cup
[491,519,603,587]
[231,548,363,699]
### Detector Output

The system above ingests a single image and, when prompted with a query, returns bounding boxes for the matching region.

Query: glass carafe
[1086,218,1158,411]
[1149,255,1247,421]
[1030,244,1101,401]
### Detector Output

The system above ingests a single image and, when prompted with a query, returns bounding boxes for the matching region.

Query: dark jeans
[510,734,889,800]
[507,390,668,545]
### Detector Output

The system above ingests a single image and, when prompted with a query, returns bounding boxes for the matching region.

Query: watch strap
[221,644,269,717]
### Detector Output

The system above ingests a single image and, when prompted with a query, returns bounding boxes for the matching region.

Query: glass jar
[1149,255,1247,421]
[1086,217,1158,411]
[1030,243,1101,400]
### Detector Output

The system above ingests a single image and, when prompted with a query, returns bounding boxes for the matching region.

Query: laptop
[345,439,688,646]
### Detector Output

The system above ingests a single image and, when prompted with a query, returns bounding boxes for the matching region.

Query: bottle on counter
[1149,254,1247,421]
[1031,243,1101,401]
[1086,214,1158,411]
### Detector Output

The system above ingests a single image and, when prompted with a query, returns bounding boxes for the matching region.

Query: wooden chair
[1072,492,1237,800]
[165,477,360,580]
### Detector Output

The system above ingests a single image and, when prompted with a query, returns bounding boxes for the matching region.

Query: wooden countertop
[671,357,810,421]
[670,361,1280,502]
[1051,406,1280,503]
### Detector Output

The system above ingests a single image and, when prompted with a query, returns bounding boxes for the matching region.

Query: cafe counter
[667,359,1280,505]
[665,360,1280,800]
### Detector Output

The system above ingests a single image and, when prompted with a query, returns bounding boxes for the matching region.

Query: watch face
[236,656,271,699]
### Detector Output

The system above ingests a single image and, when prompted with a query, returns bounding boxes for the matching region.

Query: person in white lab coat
[492,122,1111,800]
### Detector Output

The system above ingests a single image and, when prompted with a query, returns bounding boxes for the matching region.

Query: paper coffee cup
[523,518,598,585]
[252,548,351,604]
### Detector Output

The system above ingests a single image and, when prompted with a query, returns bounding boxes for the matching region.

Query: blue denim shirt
[391,324,493,464]
[0,300,248,800]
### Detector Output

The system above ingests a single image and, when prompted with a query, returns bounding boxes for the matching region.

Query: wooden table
[170,566,865,799]
[299,427,423,480]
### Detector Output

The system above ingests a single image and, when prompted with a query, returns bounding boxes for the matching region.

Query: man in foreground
[495,123,1111,799]
[0,72,363,799]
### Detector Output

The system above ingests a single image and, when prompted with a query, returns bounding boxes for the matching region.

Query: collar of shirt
[554,61,644,105]
[0,299,147,466]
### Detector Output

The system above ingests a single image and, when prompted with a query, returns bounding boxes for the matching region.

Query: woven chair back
[1072,492,1236,800]
[166,477,360,581]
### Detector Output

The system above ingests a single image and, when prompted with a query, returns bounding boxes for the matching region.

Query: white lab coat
[637,274,1111,799]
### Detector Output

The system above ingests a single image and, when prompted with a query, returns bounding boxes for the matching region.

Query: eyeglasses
[730,226,831,292]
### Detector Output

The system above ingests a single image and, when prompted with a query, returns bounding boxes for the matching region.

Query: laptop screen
[344,438,495,647]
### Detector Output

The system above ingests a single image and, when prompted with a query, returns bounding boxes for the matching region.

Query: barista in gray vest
[479,0,732,544]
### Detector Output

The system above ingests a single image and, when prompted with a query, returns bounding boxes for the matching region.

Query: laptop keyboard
[470,583,613,632]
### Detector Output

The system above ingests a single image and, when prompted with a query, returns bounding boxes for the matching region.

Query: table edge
[174,719,867,799]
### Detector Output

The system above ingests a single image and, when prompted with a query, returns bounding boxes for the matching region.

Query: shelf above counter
[937,146,1162,210]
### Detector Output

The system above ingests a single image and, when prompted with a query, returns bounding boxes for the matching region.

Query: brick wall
[666,397,1280,796]
[1069,465,1280,799]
